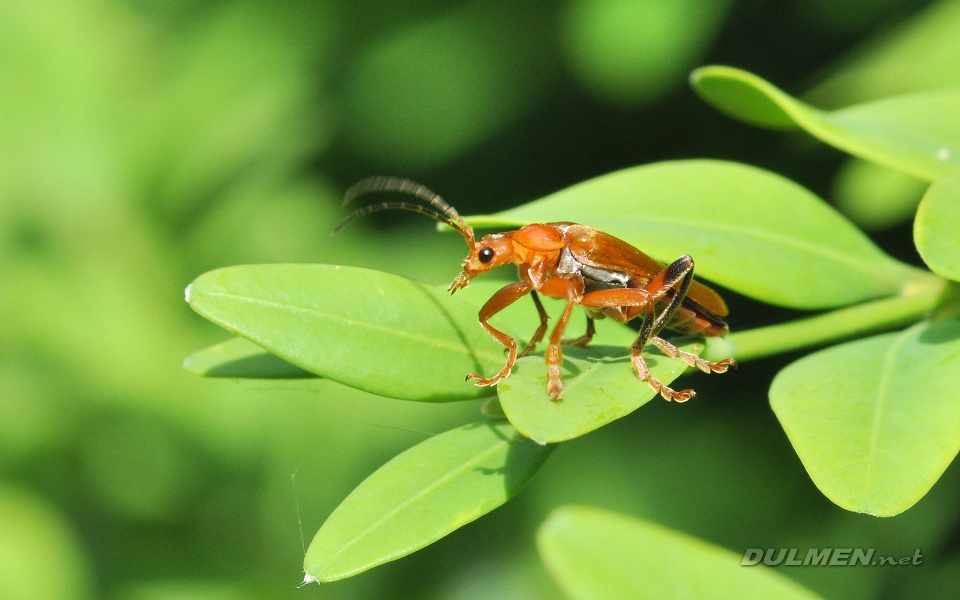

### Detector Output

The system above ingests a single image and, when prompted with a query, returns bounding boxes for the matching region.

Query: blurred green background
[3,1,960,599]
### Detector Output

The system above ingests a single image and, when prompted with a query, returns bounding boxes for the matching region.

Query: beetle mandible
[336,176,737,402]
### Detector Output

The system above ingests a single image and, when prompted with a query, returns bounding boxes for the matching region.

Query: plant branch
[702,278,946,363]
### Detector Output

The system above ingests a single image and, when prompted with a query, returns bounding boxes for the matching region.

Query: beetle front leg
[466,282,532,387]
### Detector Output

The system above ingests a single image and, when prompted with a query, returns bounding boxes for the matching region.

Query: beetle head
[449,234,516,293]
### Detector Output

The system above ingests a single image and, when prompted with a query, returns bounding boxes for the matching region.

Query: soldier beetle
[336,177,736,402]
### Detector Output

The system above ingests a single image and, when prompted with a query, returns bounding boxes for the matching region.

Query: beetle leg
[561,316,595,347]
[630,305,695,402]
[518,291,548,358]
[631,305,697,402]
[466,282,532,387]
[539,277,580,400]
[650,337,737,373]
[640,256,736,379]
[579,288,655,317]
[613,256,707,402]
[578,283,698,399]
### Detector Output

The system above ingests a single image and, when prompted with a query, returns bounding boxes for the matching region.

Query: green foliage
[304,421,552,582]
[915,169,960,281]
[182,336,315,379]
[0,486,92,600]
[560,0,731,104]
[500,342,701,444]
[832,159,928,231]
[770,319,960,516]
[9,1,960,598]
[186,87,960,585]
[538,506,825,600]
[342,3,550,170]
[805,0,960,104]
[691,66,960,180]
[186,264,507,401]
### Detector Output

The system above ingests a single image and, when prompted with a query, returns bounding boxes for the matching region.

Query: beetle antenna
[334,202,472,244]
[341,176,474,244]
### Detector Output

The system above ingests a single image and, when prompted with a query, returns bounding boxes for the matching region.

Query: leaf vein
[196,290,502,361]
[327,436,511,563]
[862,329,913,498]
[601,215,906,286]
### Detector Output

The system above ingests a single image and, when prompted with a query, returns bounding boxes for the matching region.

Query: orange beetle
[338,177,736,401]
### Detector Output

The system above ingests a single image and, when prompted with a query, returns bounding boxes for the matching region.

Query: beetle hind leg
[631,308,696,402]
[651,337,738,374]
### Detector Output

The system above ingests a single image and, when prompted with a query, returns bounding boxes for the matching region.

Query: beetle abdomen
[666,297,729,337]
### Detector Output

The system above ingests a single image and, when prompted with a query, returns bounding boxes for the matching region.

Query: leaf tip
[688,64,738,87]
[688,66,707,87]
[689,66,801,130]
[184,283,193,304]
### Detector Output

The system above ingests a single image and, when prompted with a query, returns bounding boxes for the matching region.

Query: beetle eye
[478,247,494,264]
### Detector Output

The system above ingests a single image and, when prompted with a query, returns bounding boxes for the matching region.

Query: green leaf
[770,318,960,516]
[465,160,921,309]
[182,272,641,391]
[498,341,702,444]
[915,168,960,282]
[691,66,960,181]
[832,158,928,231]
[186,264,509,401]
[304,421,553,581]
[183,337,316,378]
[538,505,824,600]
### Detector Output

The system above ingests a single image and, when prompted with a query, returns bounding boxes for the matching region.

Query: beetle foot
[632,354,696,403]
[704,357,737,373]
[546,364,563,400]
[547,377,563,400]
[545,345,564,401]
[466,369,510,387]
[654,384,696,403]
[650,337,737,374]
[685,353,737,374]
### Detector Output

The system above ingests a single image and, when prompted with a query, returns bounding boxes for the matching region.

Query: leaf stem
[704,278,946,363]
